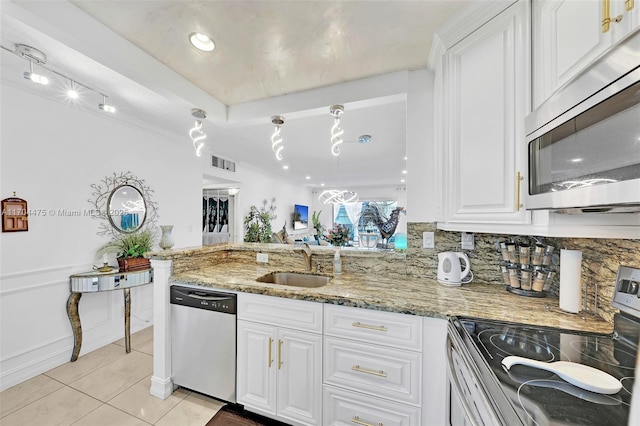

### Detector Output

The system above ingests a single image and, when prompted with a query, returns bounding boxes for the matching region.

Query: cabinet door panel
[323,385,421,426]
[237,320,277,415]
[238,292,323,333]
[324,337,422,406]
[277,329,323,426]
[324,304,422,351]
[445,1,529,224]
[533,0,611,107]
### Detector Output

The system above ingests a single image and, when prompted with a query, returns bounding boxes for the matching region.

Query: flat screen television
[293,204,309,230]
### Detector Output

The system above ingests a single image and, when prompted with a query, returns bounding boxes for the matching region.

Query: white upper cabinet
[442,1,531,226]
[532,0,640,108]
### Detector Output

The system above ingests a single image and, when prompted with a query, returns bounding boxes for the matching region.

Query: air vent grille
[212,155,236,172]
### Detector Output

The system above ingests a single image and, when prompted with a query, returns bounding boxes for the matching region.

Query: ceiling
[0,0,470,191]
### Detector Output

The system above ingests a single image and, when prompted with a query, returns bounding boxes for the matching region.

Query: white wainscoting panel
[0,264,153,391]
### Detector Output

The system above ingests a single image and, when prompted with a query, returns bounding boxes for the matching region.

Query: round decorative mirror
[107,185,147,233]
[89,171,158,237]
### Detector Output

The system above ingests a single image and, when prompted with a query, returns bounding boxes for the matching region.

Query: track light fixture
[98,95,116,113]
[190,108,207,157]
[270,115,285,161]
[3,43,118,114]
[23,60,49,85]
[329,105,344,156]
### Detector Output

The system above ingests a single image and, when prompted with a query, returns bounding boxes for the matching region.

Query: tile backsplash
[406,222,640,323]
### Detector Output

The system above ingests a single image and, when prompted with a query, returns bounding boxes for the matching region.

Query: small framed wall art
[2,195,29,232]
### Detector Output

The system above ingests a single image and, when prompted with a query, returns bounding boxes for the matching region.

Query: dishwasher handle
[185,293,234,302]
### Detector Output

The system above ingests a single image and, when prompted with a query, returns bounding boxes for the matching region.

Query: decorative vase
[159,225,175,250]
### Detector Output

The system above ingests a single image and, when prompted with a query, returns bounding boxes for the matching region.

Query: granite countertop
[169,262,613,334]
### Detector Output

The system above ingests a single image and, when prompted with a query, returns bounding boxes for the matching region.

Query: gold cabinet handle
[626,0,634,11]
[603,0,611,32]
[351,321,388,332]
[351,365,387,377]
[515,171,523,211]
[278,339,283,370]
[351,416,383,426]
[268,337,273,368]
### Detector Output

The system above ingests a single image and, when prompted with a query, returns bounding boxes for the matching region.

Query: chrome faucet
[298,242,312,271]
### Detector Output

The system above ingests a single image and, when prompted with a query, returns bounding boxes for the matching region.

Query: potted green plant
[311,210,324,238]
[98,229,155,271]
[243,205,274,243]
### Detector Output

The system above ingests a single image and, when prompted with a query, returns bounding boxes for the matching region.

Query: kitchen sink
[256,272,330,288]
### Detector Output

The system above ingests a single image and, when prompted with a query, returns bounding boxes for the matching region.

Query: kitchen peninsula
[148,243,612,425]
[152,243,610,332]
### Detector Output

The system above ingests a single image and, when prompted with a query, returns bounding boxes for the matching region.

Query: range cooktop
[459,317,635,425]
[454,265,640,425]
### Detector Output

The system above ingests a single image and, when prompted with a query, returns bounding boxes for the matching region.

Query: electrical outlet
[256,253,269,263]
[422,232,435,249]
[461,232,474,250]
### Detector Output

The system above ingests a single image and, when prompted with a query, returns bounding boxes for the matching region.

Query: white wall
[406,69,437,223]
[0,82,202,390]
[202,157,315,240]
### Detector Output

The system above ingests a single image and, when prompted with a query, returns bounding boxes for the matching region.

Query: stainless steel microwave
[525,31,640,214]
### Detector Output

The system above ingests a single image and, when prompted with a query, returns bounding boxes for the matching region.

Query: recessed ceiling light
[570,158,583,163]
[283,165,289,170]
[189,32,215,52]
[321,183,325,187]
[401,179,406,183]
[402,170,407,174]
[404,156,407,160]
[305,176,311,180]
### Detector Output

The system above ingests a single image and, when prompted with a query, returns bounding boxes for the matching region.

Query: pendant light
[329,105,344,156]
[190,108,207,157]
[271,115,285,160]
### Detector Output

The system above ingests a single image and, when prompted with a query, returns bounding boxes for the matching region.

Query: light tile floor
[0,327,225,426]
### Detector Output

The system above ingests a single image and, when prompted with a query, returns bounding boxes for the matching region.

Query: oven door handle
[446,334,481,426]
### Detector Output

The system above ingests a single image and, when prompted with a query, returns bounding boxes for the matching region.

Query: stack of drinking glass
[498,240,557,297]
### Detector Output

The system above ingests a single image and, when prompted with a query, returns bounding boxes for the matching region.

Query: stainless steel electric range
[447,266,639,426]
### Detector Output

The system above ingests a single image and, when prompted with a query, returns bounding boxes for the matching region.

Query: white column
[149,258,173,399]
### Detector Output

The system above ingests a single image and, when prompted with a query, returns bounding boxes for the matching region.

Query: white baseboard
[0,312,154,392]
[150,375,174,400]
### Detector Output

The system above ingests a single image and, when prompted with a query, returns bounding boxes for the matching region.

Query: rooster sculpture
[358,205,405,243]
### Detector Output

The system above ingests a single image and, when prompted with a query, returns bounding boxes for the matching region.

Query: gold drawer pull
[351,415,383,426]
[278,339,283,369]
[352,321,388,332]
[603,0,611,32]
[351,365,387,377]
[268,337,273,368]
[626,0,634,11]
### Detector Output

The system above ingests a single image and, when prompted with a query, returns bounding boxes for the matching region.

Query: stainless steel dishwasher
[170,285,236,403]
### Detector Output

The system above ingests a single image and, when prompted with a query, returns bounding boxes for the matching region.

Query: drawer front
[238,292,322,333]
[324,304,422,351]
[324,337,422,406]
[323,385,421,426]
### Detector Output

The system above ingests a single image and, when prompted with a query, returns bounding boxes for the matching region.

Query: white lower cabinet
[237,295,447,426]
[323,304,424,425]
[324,385,421,426]
[237,294,323,426]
